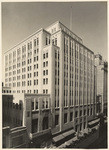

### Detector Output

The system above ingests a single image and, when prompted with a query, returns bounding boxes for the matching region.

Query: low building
[2,94,23,128]
[3,126,29,148]
[23,93,52,147]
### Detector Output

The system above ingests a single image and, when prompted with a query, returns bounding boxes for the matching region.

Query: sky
[2,1,107,61]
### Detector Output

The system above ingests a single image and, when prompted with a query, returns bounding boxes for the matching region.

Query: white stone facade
[4,21,96,134]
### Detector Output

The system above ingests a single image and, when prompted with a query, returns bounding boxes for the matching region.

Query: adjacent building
[23,93,52,147]
[2,94,23,128]
[95,54,108,116]
[3,126,29,148]
[4,21,97,138]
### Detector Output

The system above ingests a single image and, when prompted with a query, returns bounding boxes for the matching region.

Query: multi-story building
[4,21,96,136]
[95,54,108,116]
[23,93,52,147]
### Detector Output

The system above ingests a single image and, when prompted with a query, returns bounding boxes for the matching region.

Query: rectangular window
[37,56,38,61]
[37,79,38,85]
[64,113,67,123]
[46,78,48,84]
[80,110,82,116]
[34,49,36,54]
[91,108,93,115]
[37,64,38,68]
[43,79,45,84]
[34,65,36,69]
[30,66,31,70]
[70,112,73,121]
[46,100,48,108]
[43,62,45,67]
[84,109,86,116]
[28,43,30,50]
[37,38,39,45]
[34,39,36,47]
[43,54,45,59]
[46,89,48,94]
[34,72,36,77]
[37,48,39,53]
[43,70,45,76]
[32,102,34,110]
[46,61,48,66]
[36,101,38,109]
[34,80,36,85]
[87,109,89,116]
[55,115,59,126]
[46,70,48,75]
[46,53,48,58]
[34,57,36,62]
[75,111,78,118]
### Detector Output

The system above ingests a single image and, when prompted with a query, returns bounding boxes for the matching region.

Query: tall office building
[95,54,108,115]
[4,21,96,135]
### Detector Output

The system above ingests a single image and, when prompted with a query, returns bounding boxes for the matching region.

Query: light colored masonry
[4,21,96,135]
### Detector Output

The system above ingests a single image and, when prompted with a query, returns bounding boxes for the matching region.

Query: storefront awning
[62,129,75,138]
[88,118,100,128]
[58,136,78,148]
[52,129,75,146]
[53,134,64,143]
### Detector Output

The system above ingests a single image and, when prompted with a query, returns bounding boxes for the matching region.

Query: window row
[43,52,48,59]
[43,61,48,67]
[31,99,49,110]
[34,48,39,54]
[34,79,38,85]
[43,70,48,76]
[34,56,38,62]
[43,89,48,94]
[43,78,48,84]
[34,64,38,69]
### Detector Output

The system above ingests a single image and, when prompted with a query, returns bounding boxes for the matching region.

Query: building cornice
[4,28,51,54]
[61,30,94,54]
